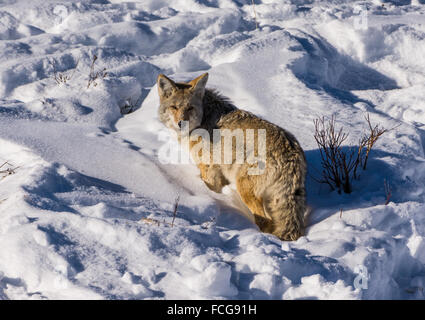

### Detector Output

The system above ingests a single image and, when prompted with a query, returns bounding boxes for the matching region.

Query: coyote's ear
[157,74,176,99]
[189,73,208,98]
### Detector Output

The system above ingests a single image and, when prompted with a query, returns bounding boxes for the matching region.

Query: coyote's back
[157,73,307,241]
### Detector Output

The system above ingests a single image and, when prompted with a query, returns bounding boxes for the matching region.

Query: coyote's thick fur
[157,73,307,241]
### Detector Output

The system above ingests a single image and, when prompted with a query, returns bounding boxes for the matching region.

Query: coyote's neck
[200,89,236,134]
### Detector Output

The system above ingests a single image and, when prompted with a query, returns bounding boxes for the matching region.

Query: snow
[0,0,425,300]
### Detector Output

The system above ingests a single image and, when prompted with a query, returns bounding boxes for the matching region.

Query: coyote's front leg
[198,164,229,193]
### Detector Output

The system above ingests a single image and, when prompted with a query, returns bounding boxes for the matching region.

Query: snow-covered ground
[0,0,425,300]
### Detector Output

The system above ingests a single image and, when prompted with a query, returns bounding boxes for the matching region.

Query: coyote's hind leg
[236,175,273,233]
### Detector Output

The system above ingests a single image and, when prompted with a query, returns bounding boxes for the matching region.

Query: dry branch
[171,195,180,227]
[87,54,108,88]
[50,58,79,85]
[313,113,392,194]
[313,115,356,193]
[0,161,19,180]
[362,113,390,170]
[384,179,392,205]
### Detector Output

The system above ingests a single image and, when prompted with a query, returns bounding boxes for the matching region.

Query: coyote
[157,73,307,241]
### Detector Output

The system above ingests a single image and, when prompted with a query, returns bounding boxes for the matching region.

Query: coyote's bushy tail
[263,158,307,241]
[268,191,306,241]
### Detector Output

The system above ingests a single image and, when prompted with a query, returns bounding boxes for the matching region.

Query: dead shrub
[313,113,394,194]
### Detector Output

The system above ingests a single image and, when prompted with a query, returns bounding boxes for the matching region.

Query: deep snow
[0,0,425,299]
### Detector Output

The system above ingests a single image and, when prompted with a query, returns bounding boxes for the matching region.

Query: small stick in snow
[87,54,108,89]
[0,161,20,180]
[362,113,400,171]
[0,161,10,169]
[384,179,392,205]
[339,208,343,219]
[49,58,79,85]
[251,0,258,29]
[140,196,180,228]
[171,195,180,227]
[362,113,389,170]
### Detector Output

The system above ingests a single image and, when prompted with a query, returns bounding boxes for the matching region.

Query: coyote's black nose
[178,121,183,128]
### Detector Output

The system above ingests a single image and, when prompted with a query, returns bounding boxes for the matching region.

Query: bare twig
[353,135,368,179]
[362,113,389,170]
[251,0,258,29]
[87,54,108,89]
[0,161,19,180]
[49,58,79,85]
[384,179,392,205]
[0,161,10,169]
[313,115,356,193]
[140,195,180,228]
[171,195,180,227]
[313,113,394,194]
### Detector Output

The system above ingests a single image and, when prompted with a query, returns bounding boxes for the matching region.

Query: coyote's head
[157,73,208,133]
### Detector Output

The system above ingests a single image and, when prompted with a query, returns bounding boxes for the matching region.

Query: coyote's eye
[170,105,177,110]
